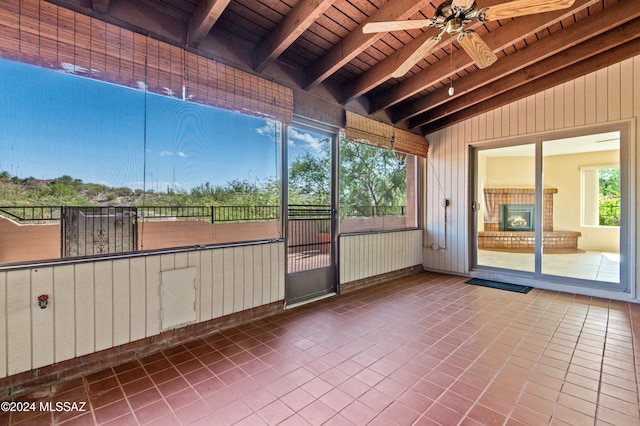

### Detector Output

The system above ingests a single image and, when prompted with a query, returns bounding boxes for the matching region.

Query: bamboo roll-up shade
[184,51,293,122]
[394,127,429,158]
[345,111,394,149]
[0,0,294,123]
[345,111,429,158]
[1,1,185,98]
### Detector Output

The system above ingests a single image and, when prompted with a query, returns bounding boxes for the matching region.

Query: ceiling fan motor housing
[434,0,478,33]
[445,17,464,33]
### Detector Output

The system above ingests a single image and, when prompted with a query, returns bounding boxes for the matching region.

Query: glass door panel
[285,125,336,305]
[541,132,620,283]
[476,144,536,272]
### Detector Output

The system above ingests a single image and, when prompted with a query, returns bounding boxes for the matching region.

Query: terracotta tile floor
[3,272,640,425]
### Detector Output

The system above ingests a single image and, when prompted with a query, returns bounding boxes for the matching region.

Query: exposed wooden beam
[418,28,640,133]
[339,30,442,104]
[92,0,111,14]
[187,0,232,46]
[303,0,425,89]
[368,0,598,113]
[253,0,335,72]
[394,0,640,122]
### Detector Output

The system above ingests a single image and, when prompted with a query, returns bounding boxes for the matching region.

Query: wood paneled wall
[423,55,639,288]
[0,241,284,379]
[339,229,423,283]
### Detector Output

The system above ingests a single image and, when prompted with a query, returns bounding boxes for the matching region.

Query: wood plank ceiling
[46,0,638,134]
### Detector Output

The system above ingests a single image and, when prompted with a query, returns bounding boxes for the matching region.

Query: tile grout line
[404,286,549,425]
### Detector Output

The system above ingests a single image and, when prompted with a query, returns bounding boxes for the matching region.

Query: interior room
[1,0,639,424]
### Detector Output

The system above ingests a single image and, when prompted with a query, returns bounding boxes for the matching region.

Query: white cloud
[158,150,189,158]
[289,128,326,153]
[256,121,277,139]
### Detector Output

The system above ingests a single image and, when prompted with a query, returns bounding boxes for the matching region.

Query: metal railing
[138,205,280,223]
[0,204,406,224]
[212,205,280,222]
[0,206,61,223]
[136,206,211,221]
[0,205,281,224]
[340,205,406,218]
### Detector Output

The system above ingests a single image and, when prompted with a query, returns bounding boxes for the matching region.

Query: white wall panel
[574,75,586,127]
[211,250,225,318]
[423,54,640,300]
[271,243,280,302]
[145,255,161,337]
[0,241,284,379]
[112,259,130,346]
[260,246,270,306]
[222,249,234,315]
[53,265,75,362]
[31,268,54,369]
[563,80,575,129]
[74,263,94,357]
[94,261,113,351]
[621,58,634,119]
[198,251,213,321]
[339,229,422,284]
[233,247,245,312]
[129,257,147,342]
[608,63,621,122]
[6,270,30,375]
[252,245,263,308]
[243,246,254,310]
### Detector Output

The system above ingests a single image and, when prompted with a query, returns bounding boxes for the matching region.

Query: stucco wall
[0,217,60,264]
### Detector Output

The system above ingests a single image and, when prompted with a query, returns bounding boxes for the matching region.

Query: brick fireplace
[478,188,581,251]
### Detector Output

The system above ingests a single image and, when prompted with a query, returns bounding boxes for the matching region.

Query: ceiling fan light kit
[362,0,576,77]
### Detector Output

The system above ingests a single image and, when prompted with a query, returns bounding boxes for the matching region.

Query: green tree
[339,138,406,214]
[289,146,330,204]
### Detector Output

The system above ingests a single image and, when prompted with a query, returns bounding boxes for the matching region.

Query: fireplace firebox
[500,204,535,232]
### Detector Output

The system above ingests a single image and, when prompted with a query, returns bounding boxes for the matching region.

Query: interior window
[581,166,620,227]
[0,59,281,266]
[339,135,417,232]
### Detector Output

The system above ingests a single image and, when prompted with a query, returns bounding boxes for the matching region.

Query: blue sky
[0,59,331,192]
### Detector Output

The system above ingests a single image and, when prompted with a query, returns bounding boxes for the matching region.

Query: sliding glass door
[472,127,626,291]
[541,133,620,283]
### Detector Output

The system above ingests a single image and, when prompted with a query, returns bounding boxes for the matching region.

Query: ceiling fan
[363,0,576,78]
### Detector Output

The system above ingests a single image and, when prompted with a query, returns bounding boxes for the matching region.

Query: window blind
[0,0,294,123]
[345,111,429,157]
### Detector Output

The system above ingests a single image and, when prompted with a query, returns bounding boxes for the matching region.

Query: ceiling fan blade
[458,31,497,69]
[392,35,442,78]
[451,0,475,10]
[362,20,433,34]
[480,0,575,21]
